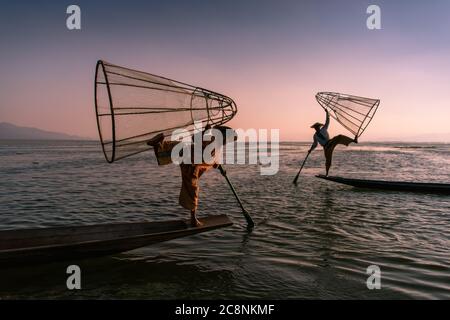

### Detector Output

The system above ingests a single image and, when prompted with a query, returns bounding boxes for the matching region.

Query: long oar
[293,150,312,185]
[217,165,255,230]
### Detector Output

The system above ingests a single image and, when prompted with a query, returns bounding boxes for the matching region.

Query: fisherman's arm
[324,110,330,129]
[309,135,318,152]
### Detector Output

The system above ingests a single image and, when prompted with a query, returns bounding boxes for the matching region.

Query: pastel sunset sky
[1,0,449,141]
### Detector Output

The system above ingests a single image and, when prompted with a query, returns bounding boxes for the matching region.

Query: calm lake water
[0,140,449,299]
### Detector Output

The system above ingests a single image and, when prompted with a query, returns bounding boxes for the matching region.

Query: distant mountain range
[0,122,88,140]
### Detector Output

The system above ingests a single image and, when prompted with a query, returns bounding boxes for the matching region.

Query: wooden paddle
[293,149,312,185]
[217,165,255,230]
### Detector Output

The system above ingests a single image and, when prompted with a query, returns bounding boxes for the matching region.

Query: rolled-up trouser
[323,135,354,173]
[179,164,213,211]
[153,139,215,211]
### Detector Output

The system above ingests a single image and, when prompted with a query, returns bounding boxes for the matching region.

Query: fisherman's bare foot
[147,133,164,147]
[191,217,203,227]
[190,210,203,227]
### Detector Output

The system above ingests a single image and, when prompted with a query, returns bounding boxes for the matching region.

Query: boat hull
[0,215,232,267]
[316,175,450,195]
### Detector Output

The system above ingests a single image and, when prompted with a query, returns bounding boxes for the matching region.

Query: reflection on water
[0,140,449,299]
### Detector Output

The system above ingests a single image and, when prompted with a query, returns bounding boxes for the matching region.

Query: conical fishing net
[95,60,237,163]
[316,92,379,138]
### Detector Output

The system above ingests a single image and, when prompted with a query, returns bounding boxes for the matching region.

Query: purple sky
[1,0,450,141]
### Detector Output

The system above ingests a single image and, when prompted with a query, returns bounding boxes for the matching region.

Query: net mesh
[315,92,379,138]
[95,60,237,163]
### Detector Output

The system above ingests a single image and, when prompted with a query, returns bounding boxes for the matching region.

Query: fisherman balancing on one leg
[147,125,238,227]
[309,110,358,176]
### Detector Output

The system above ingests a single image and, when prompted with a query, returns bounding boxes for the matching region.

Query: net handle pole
[293,149,312,185]
[217,165,255,230]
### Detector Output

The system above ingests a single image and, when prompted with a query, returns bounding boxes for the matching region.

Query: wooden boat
[0,214,232,267]
[316,175,450,195]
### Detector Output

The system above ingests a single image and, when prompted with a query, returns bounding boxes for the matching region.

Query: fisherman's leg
[323,135,355,175]
[189,165,212,226]
[153,140,178,166]
[186,165,213,226]
[147,133,165,147]
[334,134,356,146]
[147,133,166,164]
[323,138,340,176]
[179,164,203,227]
[190,208,202,227]
[324,147,333,176]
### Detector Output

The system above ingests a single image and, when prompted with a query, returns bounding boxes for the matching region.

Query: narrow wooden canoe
[316,175,450,195]
[0,214,232,267]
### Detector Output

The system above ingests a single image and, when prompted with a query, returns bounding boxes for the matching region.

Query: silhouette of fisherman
[147,125,235,227]
[309,110,358,176]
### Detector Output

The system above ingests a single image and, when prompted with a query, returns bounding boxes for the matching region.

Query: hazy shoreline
[1,139,449,144]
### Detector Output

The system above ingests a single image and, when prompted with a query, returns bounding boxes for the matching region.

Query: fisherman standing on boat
[147,125,236,227]
[310,110,358,176]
